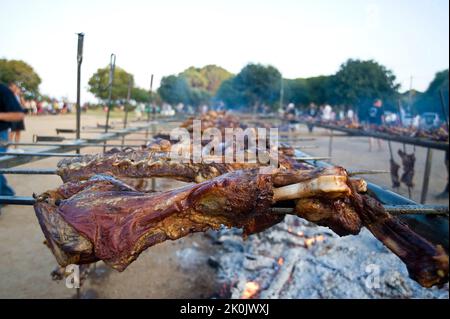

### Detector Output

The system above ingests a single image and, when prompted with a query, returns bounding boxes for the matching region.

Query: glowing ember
[277,257,284,266]
[315,234,325,242]
[304,237,315,248]
[297,231,304,237]
[241,281,260,299]
[287,227,293,232]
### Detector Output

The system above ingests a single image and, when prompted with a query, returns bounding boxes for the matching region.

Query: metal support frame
[104,53,116,152]
[305,121,448,151]
[420,148,433,204]
[0,124,154,168]
[328,129,333,160]
[75,33,84,154]
[121,75,133,146]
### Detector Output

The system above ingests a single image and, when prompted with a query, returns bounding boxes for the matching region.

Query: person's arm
[0,112,25,121]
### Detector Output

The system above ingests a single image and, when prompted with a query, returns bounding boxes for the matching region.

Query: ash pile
[206,216,449,299]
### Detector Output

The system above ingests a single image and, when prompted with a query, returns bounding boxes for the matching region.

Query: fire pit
[209,215,449,299]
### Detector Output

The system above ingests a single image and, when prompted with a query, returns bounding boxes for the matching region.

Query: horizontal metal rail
[0,152,81,158]
[0,124,154,169]
[305,121,449,151]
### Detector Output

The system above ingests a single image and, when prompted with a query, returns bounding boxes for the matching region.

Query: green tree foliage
[88,66,134,101]
[216,63,281,110]
[157,75,191,105]
[130,87,150,103]
[0,59,41,94]
[181,65,232,94]
[306,76,336,105]
[332,59,399,113]
[284,78,309,106]
[414,69,449,116]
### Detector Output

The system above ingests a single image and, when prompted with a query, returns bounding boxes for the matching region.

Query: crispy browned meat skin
[390,159,401,188]
[56,145,311,185]
[35,171,279,271]
[34,168,449,287]
[295,198,362,236]
[348,182,449,288]
[398,149,416,188]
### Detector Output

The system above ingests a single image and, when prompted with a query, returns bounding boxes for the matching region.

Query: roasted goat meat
[34,167,448,287]
[390,158,401,188]
[56,143,311,185]
[398,149,416,188]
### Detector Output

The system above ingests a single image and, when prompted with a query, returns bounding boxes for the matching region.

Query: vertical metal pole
[279,76,284,111]
[420,148,433,204]
[328,130,333,161]
[397,100,404,126]
[145,74,154,141]
[121,76,132,146]
[402,143,412,198]
[75,33,84,154]
[103,54,116,152]
[148,74,156,191]
[440,88,449,131]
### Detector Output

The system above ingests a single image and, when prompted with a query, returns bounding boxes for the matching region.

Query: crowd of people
[22,98,74,115]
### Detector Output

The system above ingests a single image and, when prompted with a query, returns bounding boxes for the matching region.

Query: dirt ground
[0,113,448,298]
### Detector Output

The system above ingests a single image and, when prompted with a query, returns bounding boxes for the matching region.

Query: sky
[0,0,448,102]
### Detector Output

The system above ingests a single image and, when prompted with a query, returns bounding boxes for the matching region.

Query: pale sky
[0,0,448,102]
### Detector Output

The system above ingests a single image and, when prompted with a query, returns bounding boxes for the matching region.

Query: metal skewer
[347,170,389,176]
[1,195,447,218]
[1,142,147,148]
[293,156,331,161]
[271,205,449,216]
[0,168,56,175]
[0,152,82,158]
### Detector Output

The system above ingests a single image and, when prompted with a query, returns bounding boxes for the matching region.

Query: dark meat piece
[34,168,448,287]
[35,171,279,271]
[390,158,401,188]
[398,150,416,188]
[349,187,448,288]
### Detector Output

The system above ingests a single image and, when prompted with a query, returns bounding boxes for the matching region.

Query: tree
[88,66,134,101]
[284,78,310,106]
[157,75,191,105]
[215,77,242,108]
[333,59,399,116]
[414,69,449,116]
[181,65,232,94]
[131,87,150,103]
[215,63,281,110]
[306,76,336,105]
[0,59,41,94]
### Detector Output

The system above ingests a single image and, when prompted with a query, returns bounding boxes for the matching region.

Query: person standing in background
[7,82,26,150]
[0,83,25,213]
[368,99,384,151]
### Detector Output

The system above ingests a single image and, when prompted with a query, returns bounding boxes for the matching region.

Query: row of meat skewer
[31,111,448,289]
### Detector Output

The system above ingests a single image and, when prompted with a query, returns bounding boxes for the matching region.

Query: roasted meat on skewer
[390,158,401,188]
[34,167,449,288]
[398,150,416,188]
[56,142,311,185]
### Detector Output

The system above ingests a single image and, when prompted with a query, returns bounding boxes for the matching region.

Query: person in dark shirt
[368,99,384,151]
[368,99,384,125]
[0,82,25,210]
